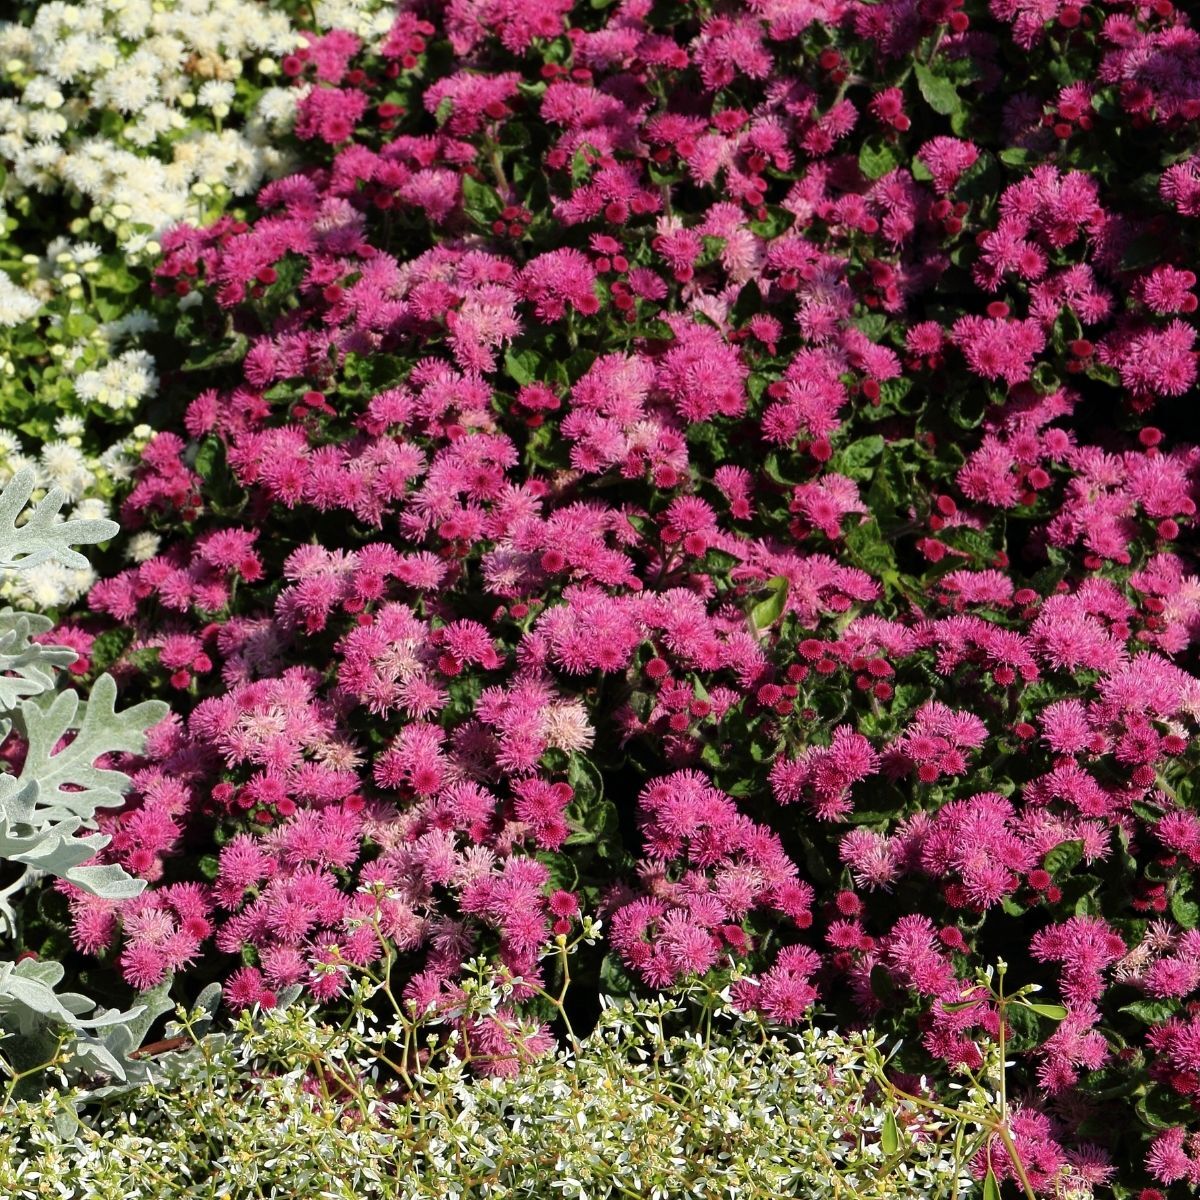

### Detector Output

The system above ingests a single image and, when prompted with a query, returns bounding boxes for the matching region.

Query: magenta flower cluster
[37,1,1200,1193]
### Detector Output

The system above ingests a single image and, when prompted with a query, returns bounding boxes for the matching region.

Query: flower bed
[0,0,1198,1196]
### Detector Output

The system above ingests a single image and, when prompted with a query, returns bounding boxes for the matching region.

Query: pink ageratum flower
[770,726,878,819]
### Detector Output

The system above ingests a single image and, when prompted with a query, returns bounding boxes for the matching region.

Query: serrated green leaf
[831,436,884,482]
[859,138,899,181]
[460,174,500,225]
[844,517,897,577]
[1044,839,1084,875]
[1170,891,1199,930]
[505,348,540,387]
[192,436,223,481]
[914,64,962,117]
[1120,998,1177,1024]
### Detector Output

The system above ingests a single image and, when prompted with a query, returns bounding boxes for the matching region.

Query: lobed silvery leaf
[0,468,117,573]
[0,959,143,1035]
[0,960,170,1095]
[0,611,75,710]
[0,673,166,932]
[1,674,168,827]
[0,460,172,1092]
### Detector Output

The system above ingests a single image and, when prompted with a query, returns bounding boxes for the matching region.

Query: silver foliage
[0,468,169,1090]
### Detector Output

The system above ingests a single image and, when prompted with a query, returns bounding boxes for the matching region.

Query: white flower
[53,414,85,436]
[0,271,41,326]
[125,530,160,563]
[254,85,296,127]
[27,107,69,139]
[197,79,234,111]
[74,347,158,409]
[104,309,158,340]
[70,496,109,521]
[40,440,92,500]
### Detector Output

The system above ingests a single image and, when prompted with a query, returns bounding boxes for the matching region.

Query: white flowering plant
[0,930,1105,1200]
[0,1,309,246]
[0,938,979,1200]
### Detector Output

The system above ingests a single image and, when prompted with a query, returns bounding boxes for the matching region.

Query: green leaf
[1170,891,1199,930]
[505,348,541,387]
[571,145,596,186]
[881,1110,900,1155]
[1044,839,1084,875]
[948,389,988,429]
[731,281,764,326]
[460,175,500,225]
[1024,1002,1068,1021]
[192,435,223,482]
[859,138,899,181]
[982,1167,1001,1200]
[939,525,994,564]
[749,576,789,632]
[89,627,133,675]
[999,147,1031,168]
[831,435,884,482]
[1136,1089,1186,1131]
[762,453,795,487]
[914,64,962,117]
[1120,998,1177,1025]
[844,517,898,577]
[870,963,896,1004]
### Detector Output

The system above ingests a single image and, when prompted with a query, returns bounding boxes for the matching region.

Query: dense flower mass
[1,0,1198,1195]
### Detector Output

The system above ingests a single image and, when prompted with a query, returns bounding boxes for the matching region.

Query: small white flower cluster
[73,349,158,414]
[313,0,399,43]
[0,238,162,485]
[0,420,150,608]
[0,271,39,328]
[0,0,311,242]
[0,988,976,1200]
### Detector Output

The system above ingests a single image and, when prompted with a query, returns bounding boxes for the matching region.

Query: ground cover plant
[0,0,1198,1196]
[0,945,979,1200]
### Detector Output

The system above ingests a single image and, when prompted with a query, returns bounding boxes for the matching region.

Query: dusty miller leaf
[0,610,76,710]
[0,468,118,572]
[5,674,167,825]
[0,467,168,1089]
